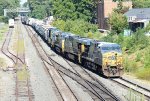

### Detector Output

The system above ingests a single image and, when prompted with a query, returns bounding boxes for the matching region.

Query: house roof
[130,19,149,23]
[124,8,150,19]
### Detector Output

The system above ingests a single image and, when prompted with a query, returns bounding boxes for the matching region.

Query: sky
[20,0,27,6]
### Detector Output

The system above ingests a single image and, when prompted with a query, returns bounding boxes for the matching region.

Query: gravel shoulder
[0,25,15,101]
[0,71,15,101]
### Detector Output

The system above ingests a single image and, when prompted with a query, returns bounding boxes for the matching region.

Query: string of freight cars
[21,17,123,77]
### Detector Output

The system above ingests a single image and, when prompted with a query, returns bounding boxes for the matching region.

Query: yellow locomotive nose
[103,52,123,67]
[102,52,123,77]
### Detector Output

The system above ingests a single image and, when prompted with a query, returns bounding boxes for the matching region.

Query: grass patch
[135,68,150,80]
[123,55,138,73]
[12,25,25,54]
[0,24,8,41]
[17,39,25,54]
[17,68,29,80]
[135,52,141,62]
[0,57,6,69]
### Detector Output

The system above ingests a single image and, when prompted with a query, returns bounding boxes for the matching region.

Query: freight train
[21,17,124,77]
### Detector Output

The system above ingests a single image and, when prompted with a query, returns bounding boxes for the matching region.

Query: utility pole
[96,0,105,29]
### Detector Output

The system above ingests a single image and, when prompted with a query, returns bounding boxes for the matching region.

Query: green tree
[28,0,52,19]
[51,0,96,21]
[108,12,128,34]
[0,0,19,18]
[28,0,96,21]
[23,2,29,7]
[51,0,76,20]
[52,19,98,37]
[132,0,150,8]
[114,1,129,14]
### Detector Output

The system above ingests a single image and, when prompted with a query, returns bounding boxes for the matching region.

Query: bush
[0,16,8,23]
[135,53,141,62]
[52,19,98,37]
[103,28,150,53]
[124,57,137,73]
[144,48,150,68]
[101,34,115,42]
[132,29,149,50]
[108,12,128,34]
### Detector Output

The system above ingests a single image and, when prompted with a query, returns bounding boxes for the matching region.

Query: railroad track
[25,25,100,100]
[1,28,17,64]
[111,77,150,100]
[49,51,120,100]
[1,21,33,101]
[49,57,119,101]
[63,58,120,101]
[24,25,78,101]
[25,24,120,101]
[15,20,33,101]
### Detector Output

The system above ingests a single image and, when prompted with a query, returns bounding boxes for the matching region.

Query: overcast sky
[20,0,27,5]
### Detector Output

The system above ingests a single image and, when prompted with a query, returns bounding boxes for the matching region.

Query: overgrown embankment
[102,27,150,80]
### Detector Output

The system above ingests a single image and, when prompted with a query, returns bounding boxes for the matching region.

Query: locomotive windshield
[101,45,121,53]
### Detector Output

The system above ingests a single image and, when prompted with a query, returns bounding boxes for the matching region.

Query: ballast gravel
[22,24,58,101]
[29,27,94,101]
[25,25,150,101]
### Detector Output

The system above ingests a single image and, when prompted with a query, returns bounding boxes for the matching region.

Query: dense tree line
[27,0,150,20]
[26,0,150,35]
[28,0,96,21]
[0,0,19,18]
[27,0,51,19]
[132,0,150,8]
[51,0,96,21]
[114,0,150,8]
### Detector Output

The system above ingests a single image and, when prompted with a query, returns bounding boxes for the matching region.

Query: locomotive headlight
[115,53,117,57]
